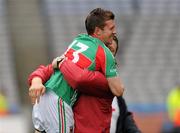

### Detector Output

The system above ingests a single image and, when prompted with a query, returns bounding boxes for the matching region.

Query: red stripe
[65,48,92,68]
[65,49,74,61]
[59,99,64,133]
[95,46,106,74]
[76,54,92,68]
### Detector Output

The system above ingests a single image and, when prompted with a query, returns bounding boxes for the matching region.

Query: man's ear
[94,27,102,36]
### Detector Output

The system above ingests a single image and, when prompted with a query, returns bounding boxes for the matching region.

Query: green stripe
[70,90,78,107]
[62,102,66,133]
[58,97,61,133]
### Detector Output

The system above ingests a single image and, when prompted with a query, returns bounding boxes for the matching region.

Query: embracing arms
[59,60,113,98]
[28,60,113,104]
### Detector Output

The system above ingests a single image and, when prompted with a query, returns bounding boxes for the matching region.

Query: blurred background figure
[0,89,9,116]
[167,84,180,125]
[162,84,180,133]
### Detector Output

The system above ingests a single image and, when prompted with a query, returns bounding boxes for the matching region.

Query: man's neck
[92,34,104,43]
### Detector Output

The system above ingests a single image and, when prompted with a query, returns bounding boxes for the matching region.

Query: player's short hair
[85,8,115,35]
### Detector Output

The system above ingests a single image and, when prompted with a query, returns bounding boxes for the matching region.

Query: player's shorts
[32,91,74,133]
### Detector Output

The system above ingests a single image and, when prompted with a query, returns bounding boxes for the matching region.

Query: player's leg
[34,130,40,133]
[34,129,46,133]
[32,91,59,132]
[32,91,74,133]
[58,98,74,133]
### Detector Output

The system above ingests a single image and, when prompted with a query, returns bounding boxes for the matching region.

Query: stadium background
[0,0,180,132]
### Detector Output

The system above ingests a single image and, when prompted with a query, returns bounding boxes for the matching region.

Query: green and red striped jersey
[45,34,117,106]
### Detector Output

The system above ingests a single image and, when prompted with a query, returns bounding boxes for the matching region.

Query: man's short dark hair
[85,8,115,35]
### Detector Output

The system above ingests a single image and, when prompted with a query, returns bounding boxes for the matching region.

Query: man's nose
[113,29,117,35]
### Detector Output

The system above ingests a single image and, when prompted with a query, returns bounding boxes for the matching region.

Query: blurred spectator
[162,84,180,133]
[167,85,180,123]
[0,89,9,116]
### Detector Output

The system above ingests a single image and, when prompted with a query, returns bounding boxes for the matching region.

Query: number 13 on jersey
[65,40,89,63]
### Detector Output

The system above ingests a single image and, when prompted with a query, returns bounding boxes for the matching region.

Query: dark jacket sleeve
[59,60,113,98]
[116,96,141,133]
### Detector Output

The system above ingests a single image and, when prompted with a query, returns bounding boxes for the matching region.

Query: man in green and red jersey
[29,8,124,133]
[29,36,141,133]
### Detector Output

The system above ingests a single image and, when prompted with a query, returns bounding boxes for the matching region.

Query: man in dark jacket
[116,96,141,133]
[107,37,141,133]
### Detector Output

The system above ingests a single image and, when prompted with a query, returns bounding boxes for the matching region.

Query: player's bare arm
[107,76,124,96]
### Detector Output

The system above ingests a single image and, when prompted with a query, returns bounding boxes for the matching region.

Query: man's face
[107,40,117,56]
[99,20,116,44]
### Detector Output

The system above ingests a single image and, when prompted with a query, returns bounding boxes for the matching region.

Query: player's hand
[52,55,65,69]
[29,77,46,105]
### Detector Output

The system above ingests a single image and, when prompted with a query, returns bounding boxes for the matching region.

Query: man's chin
[105,42,111,46]
[106,40,112,45]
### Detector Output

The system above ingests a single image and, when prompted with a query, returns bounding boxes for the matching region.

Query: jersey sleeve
[95,45,118,78]
[59,60,113,98]
[28,64,54,86]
